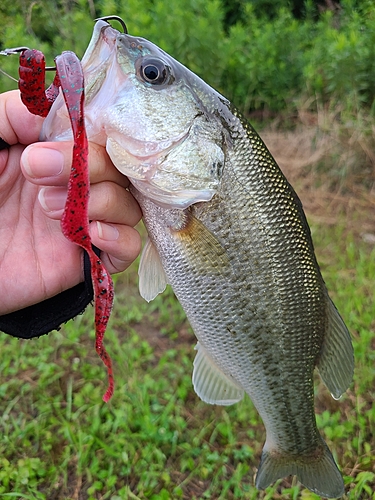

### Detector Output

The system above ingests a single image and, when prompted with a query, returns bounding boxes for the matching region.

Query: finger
[88,182,142,226]
[0,90,44,146]
[21,140,129,187]
[89,221,142,274]
[38,181,142,227]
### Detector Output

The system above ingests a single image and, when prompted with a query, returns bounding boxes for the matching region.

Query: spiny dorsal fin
[138,237,168,302]
[317,297,354,400]
[193,342,244,405]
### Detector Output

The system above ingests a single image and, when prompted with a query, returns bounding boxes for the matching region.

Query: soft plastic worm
[19,49,60,117]
[18,49,115,401]
[56,52,115,403]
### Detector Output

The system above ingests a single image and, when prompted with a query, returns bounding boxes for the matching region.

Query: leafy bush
[1,0,375,115]
[304,4,375,113]
[222,6,311,111]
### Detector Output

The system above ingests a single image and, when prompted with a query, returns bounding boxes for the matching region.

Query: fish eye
[137,57,173,86]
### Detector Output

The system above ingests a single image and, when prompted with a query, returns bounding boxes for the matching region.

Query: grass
[0,138,374,499]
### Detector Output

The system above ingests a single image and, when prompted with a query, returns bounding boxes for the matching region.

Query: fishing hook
[0,46,56,70]
[0,46,30,56]
[95,15,128,34]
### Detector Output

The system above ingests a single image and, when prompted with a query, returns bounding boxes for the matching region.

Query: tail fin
[255,441,344,498]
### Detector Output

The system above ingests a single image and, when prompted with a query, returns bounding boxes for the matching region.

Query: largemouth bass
[41,18,354,498]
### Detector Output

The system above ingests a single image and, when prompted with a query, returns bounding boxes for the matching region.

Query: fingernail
[38,187,67,212]
[23,146,64,178]
[96,221,119,241]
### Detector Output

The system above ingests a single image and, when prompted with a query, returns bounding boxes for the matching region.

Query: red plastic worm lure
[18,49,60,117]
[4,47,115,402]
[56,51,115,403]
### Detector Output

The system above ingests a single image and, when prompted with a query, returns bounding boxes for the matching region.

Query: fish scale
[40,18,353,497]
[135,108,344,494]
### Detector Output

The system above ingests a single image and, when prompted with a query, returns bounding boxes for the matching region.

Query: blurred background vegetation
[1,0,375,187]
[1,0,374,115]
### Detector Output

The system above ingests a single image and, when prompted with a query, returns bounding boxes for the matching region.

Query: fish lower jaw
[111,151,216,209]
[129,178,215,210]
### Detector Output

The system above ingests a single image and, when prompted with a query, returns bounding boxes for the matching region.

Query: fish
[41,18,354,498]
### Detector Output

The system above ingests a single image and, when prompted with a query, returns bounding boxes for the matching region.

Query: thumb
[0,90,44,146]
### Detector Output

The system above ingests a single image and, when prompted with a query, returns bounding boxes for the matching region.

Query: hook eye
[0,47,56,72]
[94,15,128,34]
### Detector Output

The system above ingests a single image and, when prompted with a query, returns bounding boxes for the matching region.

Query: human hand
[0,90,141,315]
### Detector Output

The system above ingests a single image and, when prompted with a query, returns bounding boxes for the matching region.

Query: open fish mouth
[80,19,120,73]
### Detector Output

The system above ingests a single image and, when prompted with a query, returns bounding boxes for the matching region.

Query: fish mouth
[105,127,190,178]
[81,19,120,69]
[82,19,141,74]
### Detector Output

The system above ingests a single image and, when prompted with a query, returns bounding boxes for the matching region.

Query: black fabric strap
[0,136,98,339]
[0,137,11,150]
[0,248,99,339]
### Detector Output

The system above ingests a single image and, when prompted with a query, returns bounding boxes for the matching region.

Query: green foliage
[1,0,375,115]
[0,224,374,498]
[222,6,311,111]
[304,6,375,113]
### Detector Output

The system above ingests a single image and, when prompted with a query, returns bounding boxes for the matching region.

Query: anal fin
[193,342,244,405]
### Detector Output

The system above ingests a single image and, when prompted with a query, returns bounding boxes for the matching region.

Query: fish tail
[255,441,344,498]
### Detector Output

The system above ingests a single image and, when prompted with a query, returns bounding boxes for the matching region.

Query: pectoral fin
[193,342,244,405]
[171,210,229,273]
[138,237,168,302]
[317,297,354,399]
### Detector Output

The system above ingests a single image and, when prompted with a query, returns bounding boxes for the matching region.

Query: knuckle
[100,182,117,213]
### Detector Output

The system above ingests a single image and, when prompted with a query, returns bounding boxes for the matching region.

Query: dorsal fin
[193,342,244,405]
[138,237,168,302]
[317,297,354,399]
